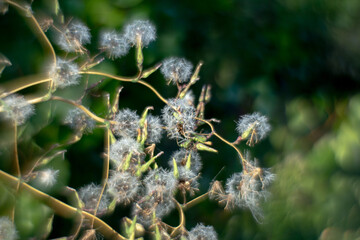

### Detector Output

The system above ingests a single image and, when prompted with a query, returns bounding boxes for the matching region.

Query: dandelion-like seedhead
[188,223,218,240]
[99,30,130,59]
[112,108,140,138]
[0,94,34,125]
[124,20,156,47]
[109,137,142,169]
[144,168,177,197]
[107,171,141,205]
[35,168,59,188]
[145,114,163,144]
[161,98,196,140]
[161,57,193,84]
[169,149,202,174]
[0,217,18,240]
[79,183,110,215]
[55,19,91,52]
[64,108,95,132]
[236,112,271,146]
[49,58,80,89]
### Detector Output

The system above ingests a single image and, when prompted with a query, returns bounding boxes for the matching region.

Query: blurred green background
[1,0,360,239]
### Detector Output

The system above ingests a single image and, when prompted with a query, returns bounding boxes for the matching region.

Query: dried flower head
[107,171,141,205]
[99,30,130,59]
[225,160,275,222]
[161,57,193,84]
[161,98,196,140]
[124,20,156,47]
[55,19,91,53]
[112,108,140,139]
[236,112,271,146]
[49,58,80,89]
[188,223,218,240]
[0,217,18,240]
[0,94,34,125]
[109,137,142,170]
[144,168,177,198]
[169,149,202,174]
[145,114,163,144]
[79,183,110,215]
[65,108,95,132]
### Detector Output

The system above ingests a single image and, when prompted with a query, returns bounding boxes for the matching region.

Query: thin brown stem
[0,170,126,240]
[170,199,185,237]
[195,117,246,164]
[0,76,52,98]
[6,0,57,64]
[81,71,169,105]
[91,128,110,227]
[182,192,209,211]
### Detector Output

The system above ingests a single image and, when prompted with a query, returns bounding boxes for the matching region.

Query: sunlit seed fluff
[123,20,156,47]
[35,168,59,188]
[55,19,91,52]
[64,108,95,132]
[1,94,34,125]
[145,114,163,144]
[78,183,110,215]
[107,171,140,205]
[99,30,130,59]
[0,217,18,240]
[161,98,196,140]
[144,168,177,197]
[49,58,80,89]
[109,137,142,169]
[112,108,140,138]
[236,112,271,142]
[161,57,193,84]
[169,149,202,174]
[188,223,218,240]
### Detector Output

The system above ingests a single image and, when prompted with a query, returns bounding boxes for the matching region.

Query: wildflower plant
[0,1,275,239]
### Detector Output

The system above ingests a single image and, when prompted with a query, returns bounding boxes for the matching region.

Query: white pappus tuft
[169,149,202,174]
[0,94,34,125]
[0,216,18,240]
[112,108,140,139]
[161,57,193,84]
[78,183,110,215]
[145,114,163,144]
[35,168,59,188]
[161,98,196,140]
[99,30,130,59]
[107,171,141,205]
[109,137,142,170]
[123,20,156,47]
[49,58,80,89]
[54,19,91,53]
[188,223,218,240]
[236,112,271,146]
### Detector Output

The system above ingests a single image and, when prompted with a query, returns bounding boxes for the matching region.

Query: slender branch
[11,121,21,222]
[170,199,185,237]
[182,192,209,211]
[6,0,57,64]
[81,71,168,105]
[0,170,126,240]
[92,128,110,227]
[195,117,246,163]
[0,76,52,98]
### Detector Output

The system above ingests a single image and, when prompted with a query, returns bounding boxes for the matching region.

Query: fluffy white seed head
[109,137,142,169]
[112,108,140,139]
[188,223,218,240]
[49,58,80,89]
[99,30,130,59]
[0,94,34,125]
[35,168,59,188]
[64,108,95,132]
[78,183,110,215]
[144,167,177,197]
[124,20,156,47]
[169,149,202,174]
[55,19,91,53]
[0,217,18,240]
[236,112,271,145]
[161,98,196,140]
[107,171,141,205]
[145,114,163,144]
[161,57,193,84]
